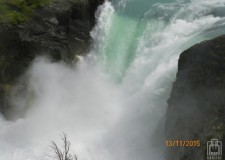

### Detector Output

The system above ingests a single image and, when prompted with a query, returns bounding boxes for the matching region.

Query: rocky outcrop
[166,35,225,160]
[0,0,104,116]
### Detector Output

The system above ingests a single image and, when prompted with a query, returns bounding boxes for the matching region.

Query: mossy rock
[1,83,12,92]
[166,35,225,160]
[0,0,53,24]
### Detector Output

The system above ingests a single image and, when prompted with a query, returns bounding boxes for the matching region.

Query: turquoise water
[93,0,225,82]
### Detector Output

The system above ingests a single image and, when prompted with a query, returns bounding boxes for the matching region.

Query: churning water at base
[1,0,225,160]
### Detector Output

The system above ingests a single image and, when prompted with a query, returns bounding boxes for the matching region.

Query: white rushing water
[1,0,225,160]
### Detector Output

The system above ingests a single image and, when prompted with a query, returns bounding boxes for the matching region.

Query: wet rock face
[0,0,104,116]
[165,35,225,160]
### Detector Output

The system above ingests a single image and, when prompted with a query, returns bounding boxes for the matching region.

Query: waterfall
[0,0,225,160]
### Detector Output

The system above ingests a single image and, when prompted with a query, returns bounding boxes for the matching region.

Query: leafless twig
[50,133,78,160]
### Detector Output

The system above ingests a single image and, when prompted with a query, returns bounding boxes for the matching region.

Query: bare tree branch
[50,133,78,160]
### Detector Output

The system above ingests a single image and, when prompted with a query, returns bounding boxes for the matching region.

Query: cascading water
[1,0,225,160]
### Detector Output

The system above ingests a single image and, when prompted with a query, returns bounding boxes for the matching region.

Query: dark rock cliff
[166,35,225,160]
[0,0,104,117]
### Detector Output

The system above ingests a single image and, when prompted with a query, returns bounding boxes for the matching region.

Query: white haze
[1,0,225,160]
